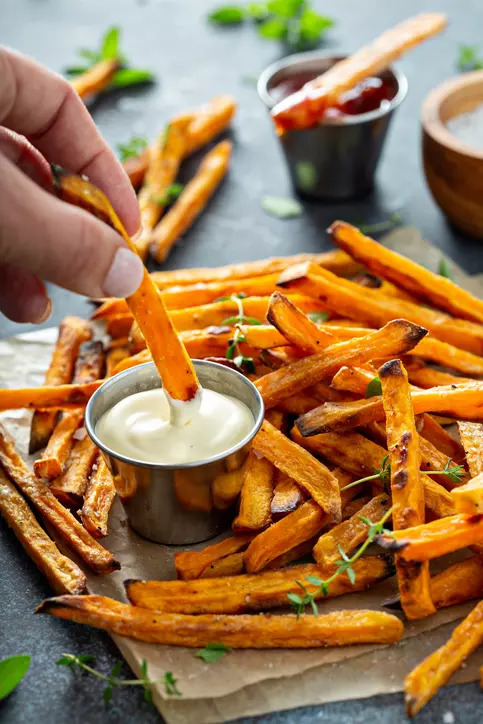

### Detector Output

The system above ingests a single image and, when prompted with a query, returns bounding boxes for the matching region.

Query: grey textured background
[1,0,482,722]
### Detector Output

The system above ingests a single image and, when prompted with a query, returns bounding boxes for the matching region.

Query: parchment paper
[1,227,482,723]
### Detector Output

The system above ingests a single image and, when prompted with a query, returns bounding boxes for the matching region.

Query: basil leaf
[209,6,245,24]
[110,68,155,88]
[101,26,120,60]
[365,375,382,398]
[0,655,31,700]
[438,258,453,280]
[261,195,303,219]
[307,311,329,323]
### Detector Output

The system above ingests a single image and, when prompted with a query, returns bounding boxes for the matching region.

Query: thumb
[0,152,143,298]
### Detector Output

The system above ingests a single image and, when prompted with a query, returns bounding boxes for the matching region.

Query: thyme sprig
[340,457,465,494]
[56,654,180,703]
[216,293,261,373]
[288,506,394,617]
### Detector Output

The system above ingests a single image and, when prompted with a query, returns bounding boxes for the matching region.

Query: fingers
[0,153,144,299]
[0,127,51,187]
[0,263,51,323]
[0,47,140,235]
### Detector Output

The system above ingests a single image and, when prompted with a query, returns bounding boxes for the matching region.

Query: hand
[0,47,143,323]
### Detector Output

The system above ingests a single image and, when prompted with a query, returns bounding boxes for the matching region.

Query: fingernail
[36,296,52,323]
[26,295,52,324]
[103,247,144,298]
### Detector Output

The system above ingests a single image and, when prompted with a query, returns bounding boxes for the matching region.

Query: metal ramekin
[258,51,408,200]
[85,360,264,545]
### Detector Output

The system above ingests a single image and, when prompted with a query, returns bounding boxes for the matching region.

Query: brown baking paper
[0,227,482,723]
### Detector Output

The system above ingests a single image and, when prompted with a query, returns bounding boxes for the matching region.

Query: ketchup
[269,71,396,120]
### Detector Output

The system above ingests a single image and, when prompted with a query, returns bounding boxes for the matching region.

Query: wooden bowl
[422,70,483,238]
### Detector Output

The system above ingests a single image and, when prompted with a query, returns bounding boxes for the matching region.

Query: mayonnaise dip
[96,387,254,464]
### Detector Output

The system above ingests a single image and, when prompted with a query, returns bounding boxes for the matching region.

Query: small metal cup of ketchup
[85,360,264,546]
[258,52,408,200]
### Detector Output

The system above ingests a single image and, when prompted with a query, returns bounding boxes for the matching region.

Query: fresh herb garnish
[0,655,31,700]
[152,183,185,207]
[56,654,180,703]
[365,375,382,398]
[438,257,453,280]
[195,643,232,663]
[457,44,483,72]
[117,136,148,162]
[261,195,303,219]
[307,311,329,323]
[358,214,402,235]
[209,1,334,51]
[288,506,394,617]
[220,294,260,373]
[295,161,317,191]
[65,26,155,89]
[340,456,465,494]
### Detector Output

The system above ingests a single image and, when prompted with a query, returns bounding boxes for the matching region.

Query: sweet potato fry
[314,494,391,568]
[255,319,427,409]
[79,455,116,538]
[0,468,86,594]
[271,471,304,515]
[174,470,212,513]
[291,428,456,520]
[52,168,200,403]
[296,382,483,436]
[271,14,447,131]
[252,420,342,522]
[212,466,245,509]
[451,472,483,514]
[0,424,118,573]
[352,272,417,302]
[376,513,483,560]
[70,58,119,99]
[174,534,254,580]
[0,381,102,411]
[430,556,483,609]
[279,262,483,355]
[267,292,336,352]
[380,359,435,619]
[150,140,232,263]
[232,451,274,531]
[150,249,359,288]
[330,221,483,324]
[135,116,191,259]
[29,316,91,453]
[34,340,104,479]
[420,413,466,462]
[266,538,317,569]
[199,552,245,578]
[50,436,98,506]
[37,594,404,648]
[406,366,471,389]
[105,346,130,377]
[185,95,236,154]
[123,149,149,189]
[458,421,483,477]
[404,601,483,716]
[105,313,134,339]
[126,555,394,614]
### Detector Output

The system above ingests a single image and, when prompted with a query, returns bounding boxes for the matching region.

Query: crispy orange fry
[330,221,483,323]
[0,468,86,594]
[267,291,336,352]
[265,538,317,569]
[126,555,393,614]
[79,455,116,538]
[279,262,483,355]
[0,381,102,411]
[352,271,417,302]
[252,420,341,522]
[185,95,236,154]
[296,382,483,436]
[135,116,191,259]
[150,140,232,263]
[271,14,447,131]
[451,472,483,514]
[174,534,254,580]
[404,601,483,716]
[458,421,483,478]
[376,513,483,560]
[212,466,245,509]
[105,346,130,377]
[105,313,134,339]
[291,427,456,520]
[70,59,119,99]
[232,451,274,531]
[37,594,404,648]
[406,366,471,388]
[429,556,483,609]
[199,551,245,578]
[0,424,118,574]
[380,359,435,619]
[420,413,466,462]
[271,471,304,515]
[123,149,149,190]
[255,319,427,409]
[49,436,98,506]
[52,168,200,403]
[29,316,91,453]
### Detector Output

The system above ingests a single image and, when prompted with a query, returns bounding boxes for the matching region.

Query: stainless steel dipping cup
[258,52,408,200]
[85,360,264,545]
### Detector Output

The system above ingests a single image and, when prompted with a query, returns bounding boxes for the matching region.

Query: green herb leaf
[77,654,95,665]
[234,355,256,373]
[346,566,356,585]
[117,136,148,162]
[246,2,269,20]
[101,26,121,60]
[111,662,122,678]
[209,6,245,24]
[163,672,181,696]
[0,655,31,700]
[56,656,74,668]
[195,643,232,663]
[153,183,185,207]
[258,17,287,39]
[111,68,155,88]
[79,48,101,63]
[144,687,153,704]
[141,660,148,678]
[438,258,453,280]
[261,195,303,219]
[297,8,333,45]
[358,214,402,235]
[307,311,329,323]
[267,0,304,18]
[103,686,113,704]
[222,315,262,325]
[457,44,483,72]
[305,575,323,586]
[365,375,382,398]
[64,65,91,77]
[295,161,317,191]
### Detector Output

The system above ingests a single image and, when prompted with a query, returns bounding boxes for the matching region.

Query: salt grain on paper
[443,712,455,724]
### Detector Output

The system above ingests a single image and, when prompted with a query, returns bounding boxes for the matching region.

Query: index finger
[0,46,140,235]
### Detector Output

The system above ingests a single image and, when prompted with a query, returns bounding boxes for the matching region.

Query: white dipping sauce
[96,387,254,464]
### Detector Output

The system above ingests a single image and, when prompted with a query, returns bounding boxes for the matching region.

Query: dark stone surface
[0,0,482,722]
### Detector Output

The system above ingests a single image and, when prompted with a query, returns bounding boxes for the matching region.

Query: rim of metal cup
[85,360,265,470]
[257,50,408,125]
